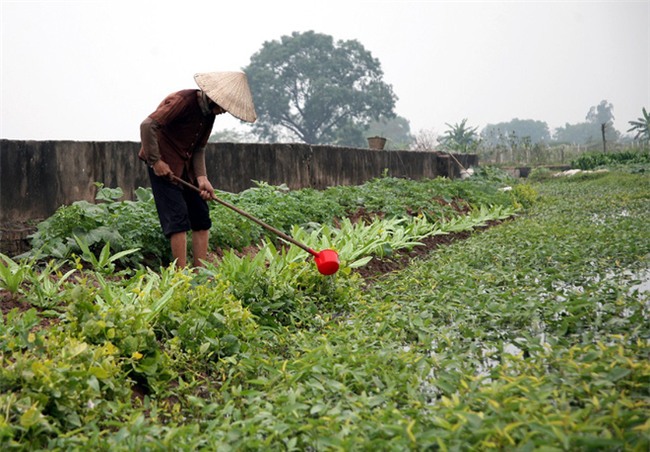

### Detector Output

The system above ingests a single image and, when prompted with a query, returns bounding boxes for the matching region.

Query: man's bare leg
[192,229,209,267]
[170,232,187,268]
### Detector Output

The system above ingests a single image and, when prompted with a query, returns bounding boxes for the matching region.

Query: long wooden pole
[170,175,318,256]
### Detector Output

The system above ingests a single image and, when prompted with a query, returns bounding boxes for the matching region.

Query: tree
[481,118,550,146]
[243,31,397,144]
[553,100,620,145]
[553,122,600,145]
[439,119,479,153]
[586,99,617,152]
[627,107,650,143]
[586,99,614,126]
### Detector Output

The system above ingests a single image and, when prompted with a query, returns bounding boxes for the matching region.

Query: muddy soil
[352,221,500,281]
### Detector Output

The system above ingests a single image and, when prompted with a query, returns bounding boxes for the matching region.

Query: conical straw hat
[194,72,257,123]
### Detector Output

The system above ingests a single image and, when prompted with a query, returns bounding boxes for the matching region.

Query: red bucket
[314,249,340,275]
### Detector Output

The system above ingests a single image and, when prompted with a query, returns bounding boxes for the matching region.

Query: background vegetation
[208,31,648,168]
[243,30,397,147]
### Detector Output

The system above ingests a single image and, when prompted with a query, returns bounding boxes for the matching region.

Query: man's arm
[192,148,215,199]
[140,117,172,177]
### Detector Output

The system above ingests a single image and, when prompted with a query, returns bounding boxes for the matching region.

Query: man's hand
[152,160,173,178]
[197,176,216,200]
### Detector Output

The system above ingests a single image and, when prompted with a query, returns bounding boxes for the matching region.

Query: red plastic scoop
[171,175,340,275]
[313,249,340,275]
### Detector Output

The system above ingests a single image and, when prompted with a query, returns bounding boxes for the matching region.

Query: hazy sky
[1,0,648,141]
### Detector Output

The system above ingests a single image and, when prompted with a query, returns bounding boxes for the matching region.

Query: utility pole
[601,123,607,153]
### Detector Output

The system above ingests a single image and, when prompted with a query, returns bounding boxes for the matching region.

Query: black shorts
[148,167,212,238]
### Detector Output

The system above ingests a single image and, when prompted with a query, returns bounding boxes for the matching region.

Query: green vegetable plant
[73,236,139,275]
[0,253,30,294]
[0,331,132,444]
[203,247,298,327]
[0,308,43,353]
[437,204,516,232]
[25,184,168,267]
[24,260,76,309]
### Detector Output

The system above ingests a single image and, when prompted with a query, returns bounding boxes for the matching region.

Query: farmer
[139,72,256,268]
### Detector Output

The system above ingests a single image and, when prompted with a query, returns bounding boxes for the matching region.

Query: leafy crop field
[1,164,649,450]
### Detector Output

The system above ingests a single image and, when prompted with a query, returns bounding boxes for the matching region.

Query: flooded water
[421,264,649,404]
[631,269,650,293]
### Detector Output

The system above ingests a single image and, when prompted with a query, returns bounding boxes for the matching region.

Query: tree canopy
[554,100,620,145]
[481,118,551,147]
[586,100,615,126]
[243,31,397,145]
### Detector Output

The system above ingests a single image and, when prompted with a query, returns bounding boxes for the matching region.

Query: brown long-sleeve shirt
[139,89,216,180]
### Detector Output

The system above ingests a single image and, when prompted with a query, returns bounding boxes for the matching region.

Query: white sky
[1,0,648,141]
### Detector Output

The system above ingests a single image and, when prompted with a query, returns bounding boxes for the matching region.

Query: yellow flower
[131,351,143,360]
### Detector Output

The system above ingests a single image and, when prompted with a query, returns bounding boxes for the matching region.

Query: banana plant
[627,107,650,143]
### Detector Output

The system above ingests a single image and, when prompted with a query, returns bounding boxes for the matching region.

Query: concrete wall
[1,140,147,224]
[0,139,477,255]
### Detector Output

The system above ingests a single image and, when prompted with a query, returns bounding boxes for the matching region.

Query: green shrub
[0,329,132,447]
[571,150,650,170]
[511,183,539,208]
[527,166,553,181]
[27,185,169,267]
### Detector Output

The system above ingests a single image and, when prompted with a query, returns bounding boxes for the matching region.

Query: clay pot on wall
[367,136,387,150]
